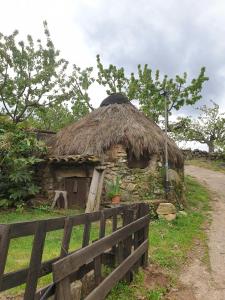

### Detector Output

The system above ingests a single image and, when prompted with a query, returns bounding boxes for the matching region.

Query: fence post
[139,203,149,268]
[0,225,10,290]
[60,217,73,257]
[24,221,47,300]
[82,216,91,248]
[122,208,134,282]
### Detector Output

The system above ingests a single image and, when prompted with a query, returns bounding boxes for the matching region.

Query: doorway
[64,177,91,208]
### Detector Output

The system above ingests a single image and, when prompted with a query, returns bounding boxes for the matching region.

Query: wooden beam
[94,169,105,211]
[85,168,100,213]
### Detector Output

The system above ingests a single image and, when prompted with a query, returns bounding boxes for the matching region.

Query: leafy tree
[0,119,46,206]
[0,21,69,124]
[28,103,74,131]
[136,65,208,122]
[172,101,225,153]
[96,54,138,99]
[96,55,208,122]
[69,64,95,112]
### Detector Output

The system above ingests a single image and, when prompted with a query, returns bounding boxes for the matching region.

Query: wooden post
[94,168,106,212]
[86,167,106,213]
[60,217,73,257]
[55,277,72,300]
[122,209,134,282]
[82,217,91,248]
[85,169,100,213]
[94,255,102,285]
[138,203,149,268]
[24,221,47,300]
[99,211,106,239]
[0,225,10,290]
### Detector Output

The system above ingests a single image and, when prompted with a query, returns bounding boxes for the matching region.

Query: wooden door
[64,177,91,208]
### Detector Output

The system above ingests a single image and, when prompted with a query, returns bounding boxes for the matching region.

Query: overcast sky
[1,0,225,112]
[1,1,225,151]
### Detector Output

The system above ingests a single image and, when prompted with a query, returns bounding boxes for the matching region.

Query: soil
[169,165,225,300]
[144,264,170,290]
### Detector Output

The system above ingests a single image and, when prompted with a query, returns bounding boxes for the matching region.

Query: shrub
[0,120,46,206]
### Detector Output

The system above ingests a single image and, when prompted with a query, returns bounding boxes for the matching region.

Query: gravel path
[182,165,225,300]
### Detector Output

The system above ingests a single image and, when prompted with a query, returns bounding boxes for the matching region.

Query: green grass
[149,176,210,270]
[0,207,110,296]
[185,158,225,173]
[108,176,211,299]
[107,270,167,300]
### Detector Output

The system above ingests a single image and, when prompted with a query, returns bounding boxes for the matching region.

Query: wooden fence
[53,206,149,300]
[0,203,149,300]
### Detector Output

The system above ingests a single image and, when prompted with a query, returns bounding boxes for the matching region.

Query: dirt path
[179,165,225,300]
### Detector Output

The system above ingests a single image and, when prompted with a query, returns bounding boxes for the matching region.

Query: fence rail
[0,203,149,300]
[53,211,149,300]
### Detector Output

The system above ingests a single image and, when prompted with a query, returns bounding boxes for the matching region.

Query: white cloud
[1,0,225,116]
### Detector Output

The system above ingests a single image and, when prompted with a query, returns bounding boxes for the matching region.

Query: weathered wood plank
[55,277,72,300]
[85,240,148,300]
[24,221,47,300]
[99,211,106,239]
[53,215,149,282]
[0,225,10,290]
[94,169,106,211]
[82,218,91,247]
[85,168,100,213]
[1,256,58,291]
[122,209,134,282]
[60,217,73,257]
[94,255,102,285]
[9,217,65,238]
[112,213,117,232]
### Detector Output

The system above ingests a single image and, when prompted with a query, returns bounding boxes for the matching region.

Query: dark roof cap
[100,93,129,107]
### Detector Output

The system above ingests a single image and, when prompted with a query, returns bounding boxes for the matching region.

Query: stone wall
[183,149,225,161]
[102,144,166,203]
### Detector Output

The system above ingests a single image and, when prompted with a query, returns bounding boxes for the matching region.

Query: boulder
[157,203,177,221]
[163,213,176,221]
[156,203,176,215]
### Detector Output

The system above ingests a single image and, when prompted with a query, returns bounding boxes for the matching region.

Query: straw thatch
[49,98,183,168]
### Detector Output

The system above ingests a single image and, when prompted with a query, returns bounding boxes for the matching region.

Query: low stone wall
[182,149,225,161]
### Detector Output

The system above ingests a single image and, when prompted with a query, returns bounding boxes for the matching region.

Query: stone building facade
[102,144,165,203]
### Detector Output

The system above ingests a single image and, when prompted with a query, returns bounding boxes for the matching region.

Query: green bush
[0,120,46,206]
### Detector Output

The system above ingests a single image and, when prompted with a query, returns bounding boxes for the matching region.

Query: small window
[127,150,149,169]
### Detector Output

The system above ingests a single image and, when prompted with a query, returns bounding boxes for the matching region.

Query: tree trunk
[207,141,215,153]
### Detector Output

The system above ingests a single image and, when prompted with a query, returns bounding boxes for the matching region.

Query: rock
[164,213,176,221]
[81,270,95,297]
[159,213,176,221]
[126,183,136,192]
[156,203,176,215]
[71,280,82,299]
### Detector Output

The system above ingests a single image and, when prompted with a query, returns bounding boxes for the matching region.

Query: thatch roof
[49,97,183,168]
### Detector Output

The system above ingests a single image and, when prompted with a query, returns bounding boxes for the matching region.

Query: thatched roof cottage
[42,94,184,208]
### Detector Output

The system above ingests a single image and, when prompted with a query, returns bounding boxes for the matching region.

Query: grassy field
[185,158,225,173]
[0,176,211,299]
